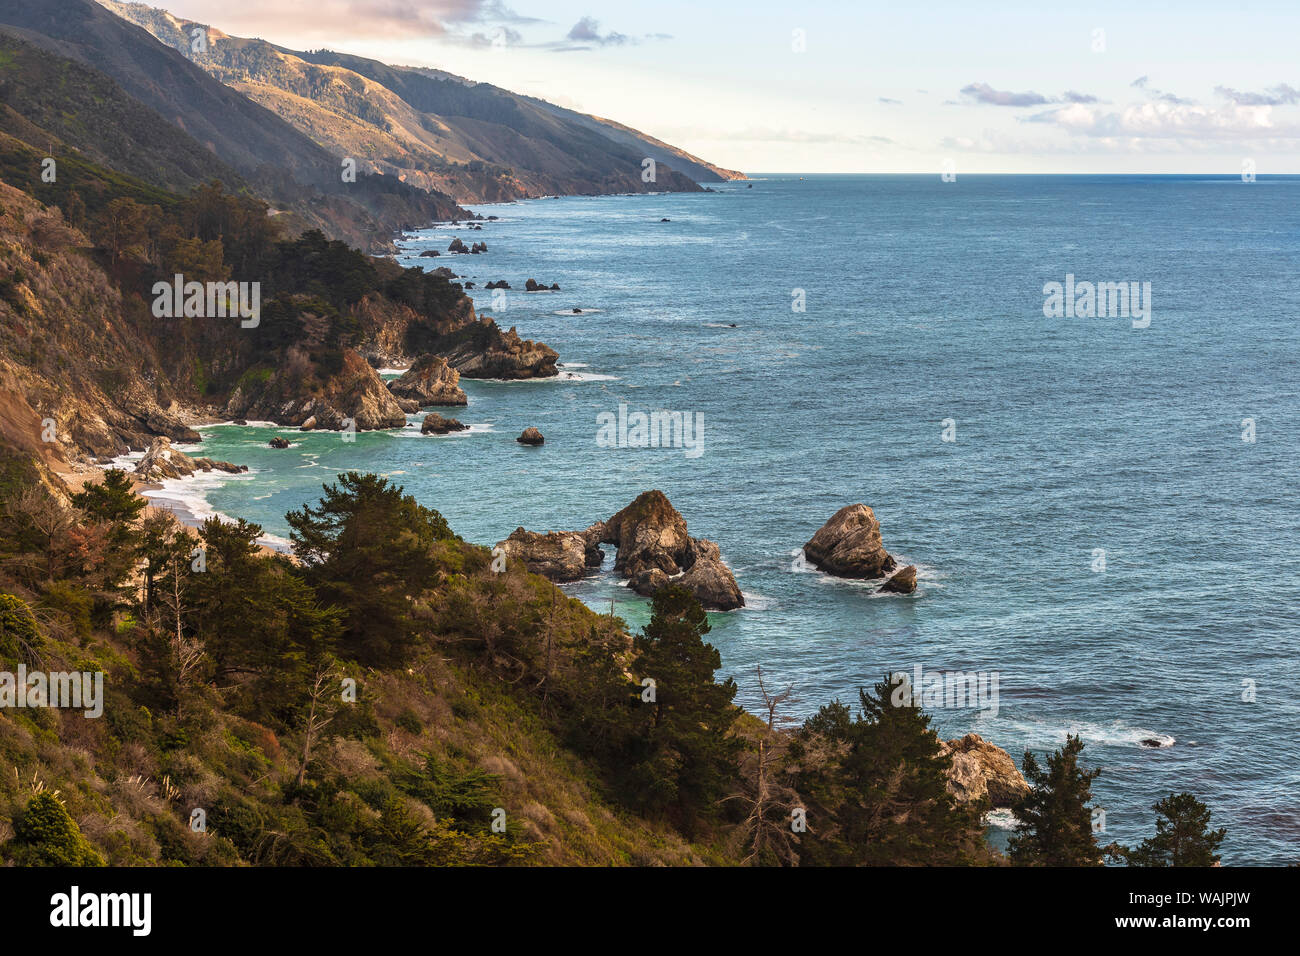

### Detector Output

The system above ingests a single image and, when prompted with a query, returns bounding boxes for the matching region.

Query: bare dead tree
[296,659,342,787]
[162,554,203,718]
[538,588,559,713]
[723,666,805,866]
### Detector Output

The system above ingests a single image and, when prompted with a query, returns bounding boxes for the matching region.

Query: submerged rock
[802,504,897,579]
[268,437,290,449]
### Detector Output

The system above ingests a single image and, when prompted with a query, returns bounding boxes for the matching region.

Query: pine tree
[70,468,145,596]
[287,473,452,666]
[1008,734,1103,865]
[625,585,740,830]
[791,675,986,865]
[1117,792,1227,866]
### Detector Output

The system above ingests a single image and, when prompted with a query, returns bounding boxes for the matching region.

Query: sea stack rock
[269,437,291,449]
[421,413,468,435]
[603,491,691,576]
[448,237,468,254]
[939,734,1031,808]
[880,565,917,594]
[602,491,744,610]
[496,525,605,581]
[517,427,545,445]
[388,355,468,407]
[802,504,897,579]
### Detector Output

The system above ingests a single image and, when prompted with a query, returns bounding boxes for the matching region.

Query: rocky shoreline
[54,197,1036,829]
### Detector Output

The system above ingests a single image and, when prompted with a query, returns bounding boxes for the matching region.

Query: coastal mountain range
[0,0,747,482]
[0,0,1169,874]
[101,1,744,204]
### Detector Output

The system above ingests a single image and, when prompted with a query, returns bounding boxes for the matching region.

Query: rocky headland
[132,437,246,482]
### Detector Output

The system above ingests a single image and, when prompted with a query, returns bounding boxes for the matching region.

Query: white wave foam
[984,809,1019,830]
[995,717,1176,751]
[557,370,618,382]
[391,422,494,438]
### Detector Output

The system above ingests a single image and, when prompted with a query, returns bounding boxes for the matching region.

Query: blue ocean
[159,175,1299,863]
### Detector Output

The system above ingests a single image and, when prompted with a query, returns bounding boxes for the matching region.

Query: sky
[136,0,1300,174]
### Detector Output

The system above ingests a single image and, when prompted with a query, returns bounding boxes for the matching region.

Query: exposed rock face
[880,565,917,594]
[631,567,671,594]
[517,427,544,445]
[356,293,557,380]
[420,413,468,435]
[802,504,897,579]
[269,437,290,448]
[939,734,1031,809]
[387,354,468,407]
[226,349,407,431]
[448,237,468,253]
[495,492,742,609]
[439,321,559,379]
[524,279,560,292]
[602,491,744,610]
[496,524,604,581]
[677,554,745,611]
[603,491,692,577]
[132,437,246,482]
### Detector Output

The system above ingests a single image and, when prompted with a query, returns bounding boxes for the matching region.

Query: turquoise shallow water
[153,175,1299,863]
